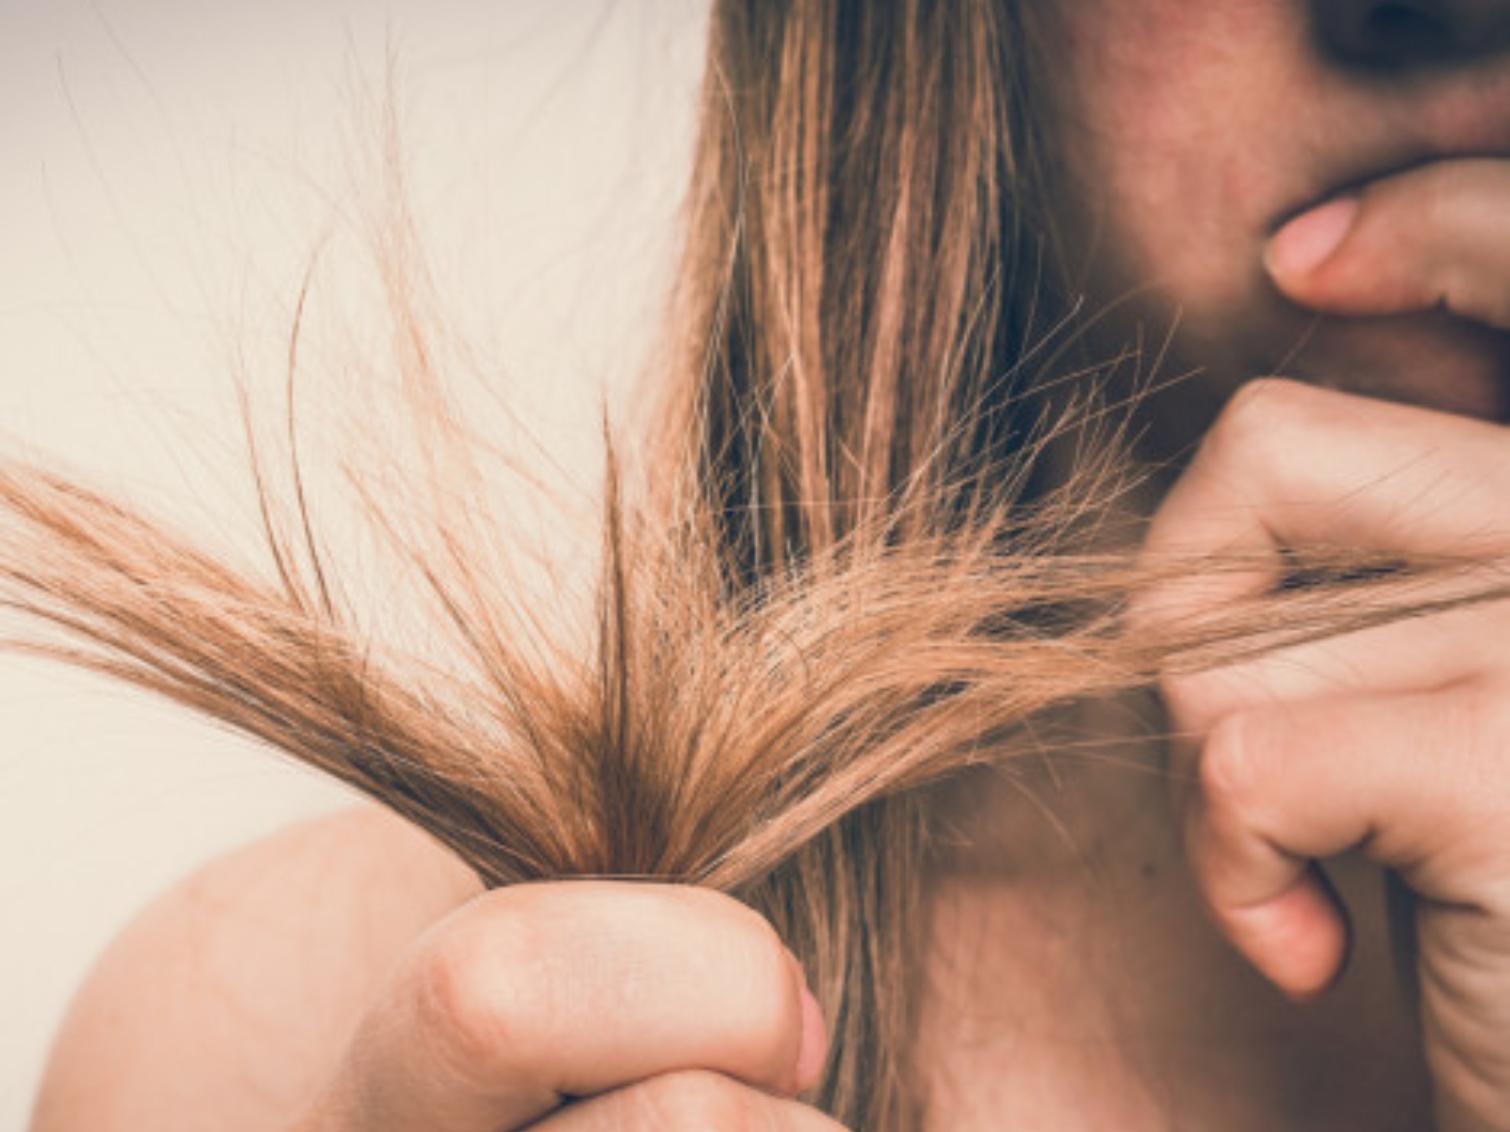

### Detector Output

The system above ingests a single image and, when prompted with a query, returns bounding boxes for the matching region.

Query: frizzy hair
[2,3,1503,1129]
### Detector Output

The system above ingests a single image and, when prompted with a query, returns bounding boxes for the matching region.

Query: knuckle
[1438,262,1485,322]
[1444,680,1510,764]
[709,925,801,1077]
[1445,680,1510,798]
[1423,1039,1510,1132]
[1205,377,1310,463]
[403,883,803,1093]
[680,888,797,1011]
[740,941,803,1060]
[1417,159,1467,226]
[631,1069,778,1132]
[1161,669,1230,733]
[399,883,805,1096]
[408,897,550,1083]
[1159,377,1316,531]
[1197,376,1353,495]
[649,888,802,1086]
[672,885,781,941]
[1197,711,1264,822]
[1176,378,1320,517]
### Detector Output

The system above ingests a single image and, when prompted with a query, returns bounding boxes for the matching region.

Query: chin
[1278,311,1510,424]
[1106,302,1510,462]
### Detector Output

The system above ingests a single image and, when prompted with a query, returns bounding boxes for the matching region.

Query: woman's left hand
[1143,156,1510,1132]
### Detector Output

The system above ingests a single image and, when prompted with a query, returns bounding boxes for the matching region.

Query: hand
[291,882,838,1131]
[1139,377,1510,1132]
[1141,154,1510,1130]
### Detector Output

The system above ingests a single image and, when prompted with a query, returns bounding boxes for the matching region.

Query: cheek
[1098,126,1273,310]
[1053,1,1299,309]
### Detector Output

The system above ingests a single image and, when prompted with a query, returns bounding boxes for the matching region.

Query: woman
[23,1,1510,1129]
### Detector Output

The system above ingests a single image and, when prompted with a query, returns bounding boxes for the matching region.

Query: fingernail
[1265,195,1359,279]
[792,983,829,1093]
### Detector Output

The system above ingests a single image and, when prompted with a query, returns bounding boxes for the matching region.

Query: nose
[1312,0,1510,66]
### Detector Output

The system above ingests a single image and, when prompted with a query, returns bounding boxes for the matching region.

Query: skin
[1040,0,1510,447]
[27,2,1510,1129]
[919,2,1510,1127]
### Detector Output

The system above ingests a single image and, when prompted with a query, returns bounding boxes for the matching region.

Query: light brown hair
[1,3,1500,1128]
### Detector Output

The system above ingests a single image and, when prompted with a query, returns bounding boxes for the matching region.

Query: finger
[1264,157,1510,329]
[1186,684,1510,999]
[1164,590,1510,734]
[310,882,828,1132]
[1136,379,1510,630]
[529,1069,850,1131]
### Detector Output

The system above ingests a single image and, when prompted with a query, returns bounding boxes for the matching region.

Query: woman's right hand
[291,882,838,1131]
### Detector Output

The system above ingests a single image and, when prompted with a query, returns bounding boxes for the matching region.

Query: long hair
[649,3,1074,1119]
[0,3,1499,1128]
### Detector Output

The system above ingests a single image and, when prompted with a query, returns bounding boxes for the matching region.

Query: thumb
[1264,157,1510,330]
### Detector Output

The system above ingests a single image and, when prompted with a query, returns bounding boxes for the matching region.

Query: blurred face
[1039,0,1510,446]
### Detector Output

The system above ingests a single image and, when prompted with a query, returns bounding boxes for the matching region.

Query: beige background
[0,1,706,1123]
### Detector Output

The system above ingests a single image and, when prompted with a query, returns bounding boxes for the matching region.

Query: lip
[1271,69,1510,232]
[1273,143,1510,232]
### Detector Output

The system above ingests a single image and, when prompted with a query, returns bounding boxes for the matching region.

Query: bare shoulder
[29,804,484,1132]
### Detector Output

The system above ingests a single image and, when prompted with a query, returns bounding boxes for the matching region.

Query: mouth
[1271,69,1510,230]
[1272,141,1510,233]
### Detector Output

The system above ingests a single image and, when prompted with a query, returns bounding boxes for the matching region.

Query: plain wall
[0,1,706,1122]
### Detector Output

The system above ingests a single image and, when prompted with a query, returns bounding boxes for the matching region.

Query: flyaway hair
[7,3,1510,1129]
[0,319,1500,1126]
